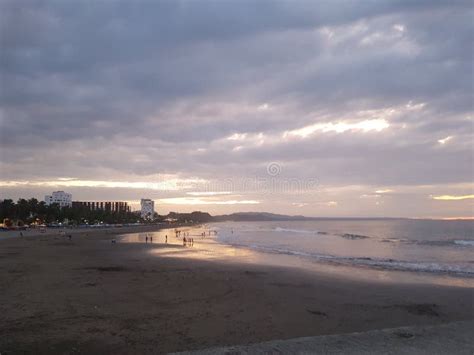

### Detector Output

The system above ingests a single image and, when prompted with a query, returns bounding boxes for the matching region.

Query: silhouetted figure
[146,236,148,243]
[183,237,187,246]
[165,235,168,243]
[150,236,153,243]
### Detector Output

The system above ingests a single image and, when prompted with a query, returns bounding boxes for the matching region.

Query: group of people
[138,227,217,248]
[183,236,194,247]
[175,230,190,238]
[200,230,216,238]
[143,233,169,244]
[176,230,194,247]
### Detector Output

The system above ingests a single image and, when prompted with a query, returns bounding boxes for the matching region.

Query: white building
[44,191,72,208]
[140,198,155,220]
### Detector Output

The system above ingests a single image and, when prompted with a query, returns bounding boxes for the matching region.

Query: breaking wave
[221,242,474,277]
[273,227,318,234]
[454,240,474,247]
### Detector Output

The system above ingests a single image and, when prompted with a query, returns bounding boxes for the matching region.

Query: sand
[0,226,473,354]
[173,320,474,354]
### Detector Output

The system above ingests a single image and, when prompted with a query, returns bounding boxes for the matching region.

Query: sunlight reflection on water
[119,225,474,289]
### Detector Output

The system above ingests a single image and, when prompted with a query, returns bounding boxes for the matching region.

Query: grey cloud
[0,0,472,217]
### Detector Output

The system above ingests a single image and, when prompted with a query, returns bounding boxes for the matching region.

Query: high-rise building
[140,199,155,220]
[44,191,72,208]
[72,201,131,213]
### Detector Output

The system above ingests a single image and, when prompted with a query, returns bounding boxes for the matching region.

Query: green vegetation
[0,199,216,227]
[0,198,140,226]
[1,198,308,228]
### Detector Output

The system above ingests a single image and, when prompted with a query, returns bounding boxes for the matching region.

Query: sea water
[213,219,474,277]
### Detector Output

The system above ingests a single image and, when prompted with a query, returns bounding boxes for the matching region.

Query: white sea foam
[236,227,318,234]
[222,241,474,277]
[274,227,317,234]
[215,220,474,277]
[454,240,474,246]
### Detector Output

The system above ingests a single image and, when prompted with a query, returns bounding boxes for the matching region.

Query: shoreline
[120,225,474,288]
[1,225,473,353]
[0,222,196,240]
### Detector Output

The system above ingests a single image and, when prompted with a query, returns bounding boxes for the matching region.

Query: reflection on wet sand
[119,225,474,289]
[1,224,472,354]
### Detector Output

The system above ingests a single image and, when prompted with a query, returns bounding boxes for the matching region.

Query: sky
[0,0,473,218]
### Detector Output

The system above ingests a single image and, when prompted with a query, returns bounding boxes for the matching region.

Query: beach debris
[306,309,328,317]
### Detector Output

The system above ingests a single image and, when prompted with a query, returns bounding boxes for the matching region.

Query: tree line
[0,199,217,227]
[0,198,141,226]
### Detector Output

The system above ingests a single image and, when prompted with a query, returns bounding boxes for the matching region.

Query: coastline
[0,223,194,241]
[1,225,473,354]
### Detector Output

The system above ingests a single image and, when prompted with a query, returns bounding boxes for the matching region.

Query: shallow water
[213,219,474,277]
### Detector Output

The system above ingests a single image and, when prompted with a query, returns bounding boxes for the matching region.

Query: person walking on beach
[165,235,168,243]
[150,236,153,243]
[183,237,186,246]
[146,236,148,243]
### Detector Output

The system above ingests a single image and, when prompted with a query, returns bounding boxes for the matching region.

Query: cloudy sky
[1,0,472,218]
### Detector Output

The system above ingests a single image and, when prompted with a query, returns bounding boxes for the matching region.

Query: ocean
[212,219,474,277]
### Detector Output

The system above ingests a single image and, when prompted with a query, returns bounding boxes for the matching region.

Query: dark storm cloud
[0,0,472,216]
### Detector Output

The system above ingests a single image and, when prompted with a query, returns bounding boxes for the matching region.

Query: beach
[1,226,473,354]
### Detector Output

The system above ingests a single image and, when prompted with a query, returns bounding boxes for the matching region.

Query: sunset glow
[0,1,472,218]
[432,195,474,201]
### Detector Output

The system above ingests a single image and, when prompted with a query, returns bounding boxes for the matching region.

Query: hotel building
[72,201,131,213]
[44,191,72,208]
[140,199,155,220]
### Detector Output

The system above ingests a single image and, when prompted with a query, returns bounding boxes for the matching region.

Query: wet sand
[0,227,473,354]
